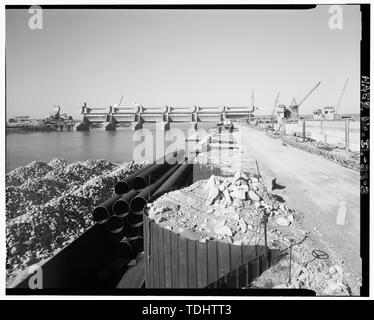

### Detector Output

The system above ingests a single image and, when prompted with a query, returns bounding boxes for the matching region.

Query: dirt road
[237,125,361,277]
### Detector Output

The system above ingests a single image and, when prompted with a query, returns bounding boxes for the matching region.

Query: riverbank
[6,158,148,286]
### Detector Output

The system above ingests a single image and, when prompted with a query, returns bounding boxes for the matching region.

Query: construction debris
[146,172,297,246]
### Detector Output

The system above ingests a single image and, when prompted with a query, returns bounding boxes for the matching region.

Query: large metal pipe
[114,164,153,194]
[106,215,124,234]
[114,236,133,258]
[131,236,144,253]
[126,212,143,228]
[151,162,193,200]
[92,194,121,224]
[112,189,140,217]
[124,215,143,240]
[131,149,185,190]
[130,164,181,212]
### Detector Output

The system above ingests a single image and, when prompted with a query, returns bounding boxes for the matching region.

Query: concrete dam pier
[76,103,252,131]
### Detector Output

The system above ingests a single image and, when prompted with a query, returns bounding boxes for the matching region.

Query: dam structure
[76,103,253,131]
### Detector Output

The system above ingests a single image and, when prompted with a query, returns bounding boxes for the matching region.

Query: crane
[251,90,255,111]
[335,78,349,114]
[289,81,322,118]
[292,81,322,108]
[271,92,280,116]
[119,94,124,105]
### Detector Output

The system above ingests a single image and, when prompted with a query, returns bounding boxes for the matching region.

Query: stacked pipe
[91,149,186,259]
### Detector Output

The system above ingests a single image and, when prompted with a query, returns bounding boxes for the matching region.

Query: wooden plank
[216,276,226,288]
[178,237,188,288]
[230,244,242,270]
[144,218,149,288]
[163,228,172,288]
[152,223,159,288]
[238,264,247,288]
[207,241,218,285]
[187,239,197,288]
[116,256,145,288]
[259,255,266,274]
[241,244,257,264]
[217,242,230,278]
[158,225,165,288]
[253,259,260,279]
[225,269,237,288]
[196,241,208,288]
[247,259,260,285]
[170,232,179,288]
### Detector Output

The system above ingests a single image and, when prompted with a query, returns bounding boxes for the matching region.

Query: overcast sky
[6,6,361,119]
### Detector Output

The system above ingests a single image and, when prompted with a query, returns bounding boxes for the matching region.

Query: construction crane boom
[336,78,349,114]
[272,92,280,116]
[297,81,322,107]
[119,94,124,105]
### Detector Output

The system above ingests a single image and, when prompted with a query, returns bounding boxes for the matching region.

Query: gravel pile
[6,161,53,187]
[6,159,148,285]
[146,172,296,245]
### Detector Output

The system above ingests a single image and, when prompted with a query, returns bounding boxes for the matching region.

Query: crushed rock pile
[146,172,297,245]
[6,158,148,285]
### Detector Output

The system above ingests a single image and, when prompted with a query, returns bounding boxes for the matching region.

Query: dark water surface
[6,123,215,172]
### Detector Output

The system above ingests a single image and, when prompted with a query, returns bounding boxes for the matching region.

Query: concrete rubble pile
[146,171,358,296]
[6,158,148,285]
[146,172,297,245]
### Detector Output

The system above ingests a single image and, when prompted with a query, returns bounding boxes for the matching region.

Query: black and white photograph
[3,2,370,299]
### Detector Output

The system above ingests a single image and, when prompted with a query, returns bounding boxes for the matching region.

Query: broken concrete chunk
[230,189,247,200]
[205,185,219,205]
[215,225,233,237]
[205,175,218,190]
[232,199,243,208]
[239,218,247,232]
[276,217,291,227]
[233,172,241,181]
[248,189,260,202]
[206,207,215,214]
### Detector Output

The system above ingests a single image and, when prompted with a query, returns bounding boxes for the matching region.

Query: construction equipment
[119,94,124,105]
[271,92,280,116]
[289,81,322,119]
[335,78,349,114]
[251,89,255,112]
[217,119,234,132]
[43,105,74,124]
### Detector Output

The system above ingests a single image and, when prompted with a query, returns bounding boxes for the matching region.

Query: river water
[6,123,215,173]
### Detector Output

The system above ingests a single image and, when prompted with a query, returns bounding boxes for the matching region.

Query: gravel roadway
[237,125,361,278]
